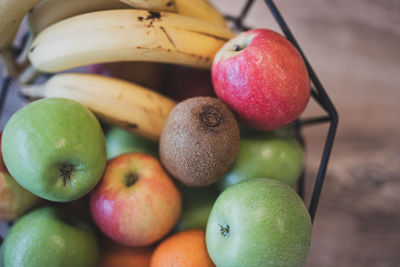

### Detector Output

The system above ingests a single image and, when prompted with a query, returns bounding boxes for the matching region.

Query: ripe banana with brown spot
[28,9,234,73]
[19,0,130,76]
[119,0,228,27]
[21,73,176,142]
[23,0,174,83]
[28,0,229,45]
[0,0,42,76]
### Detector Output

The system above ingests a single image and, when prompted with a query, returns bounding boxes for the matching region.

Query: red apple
[212,29,310,131]
[0,132,42,221]
[90,153,182,247]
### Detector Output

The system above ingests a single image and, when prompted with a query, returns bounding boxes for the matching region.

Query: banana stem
[18,65,41,85]
[20,84,46,98]
[0,48,19,77]
[16,33,34,69]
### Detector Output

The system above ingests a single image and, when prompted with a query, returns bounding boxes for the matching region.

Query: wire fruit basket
[0,0,338,261]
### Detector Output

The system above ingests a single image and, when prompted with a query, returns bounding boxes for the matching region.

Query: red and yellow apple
[90,153,182,247]
[212,28,310,131]
[0,132,41,221]
[0,132,6,172]
[0,172,42,221]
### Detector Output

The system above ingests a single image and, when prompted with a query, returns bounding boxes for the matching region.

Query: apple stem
[232,44,245,52]
[218,223,230,238]
[125,172,139,187]
[59,164,73,186]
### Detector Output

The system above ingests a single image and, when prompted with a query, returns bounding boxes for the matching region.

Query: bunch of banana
[1,0,230,76]
[21,73,177,142]
[28,9,234,73]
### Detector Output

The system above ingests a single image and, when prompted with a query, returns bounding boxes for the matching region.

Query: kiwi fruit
[159,97,240,187]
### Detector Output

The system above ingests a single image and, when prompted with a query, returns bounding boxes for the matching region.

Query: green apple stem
[59,164,74,186]
[218,223,230,238]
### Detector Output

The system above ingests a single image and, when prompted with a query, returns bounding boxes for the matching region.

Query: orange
[150,229,215,267]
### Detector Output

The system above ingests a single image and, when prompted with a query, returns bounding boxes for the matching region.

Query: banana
[20,73,176,142]
[0,0,42,50]
[28,9,234,73]
[23,0,173,83]
[119,0,228,27]
[28,0,132,36]
[0,0,42,76]
[16,0,130,71]
[28,0,228,37]
[21,0,130,74]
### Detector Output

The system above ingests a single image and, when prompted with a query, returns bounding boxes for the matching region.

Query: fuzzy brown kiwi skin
[159,97,240,187]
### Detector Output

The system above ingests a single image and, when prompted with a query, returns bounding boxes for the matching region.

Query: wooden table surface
[1,0,399,266]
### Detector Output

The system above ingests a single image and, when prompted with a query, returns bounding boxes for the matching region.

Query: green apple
[1,98,106,202]
[105,126,158,160]
[174,184,219,231]
[206,178,312,267]
[218,128,303,189]
[0,206,99,267]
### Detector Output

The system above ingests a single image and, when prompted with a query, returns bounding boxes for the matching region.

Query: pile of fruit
[0,0,313,266]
